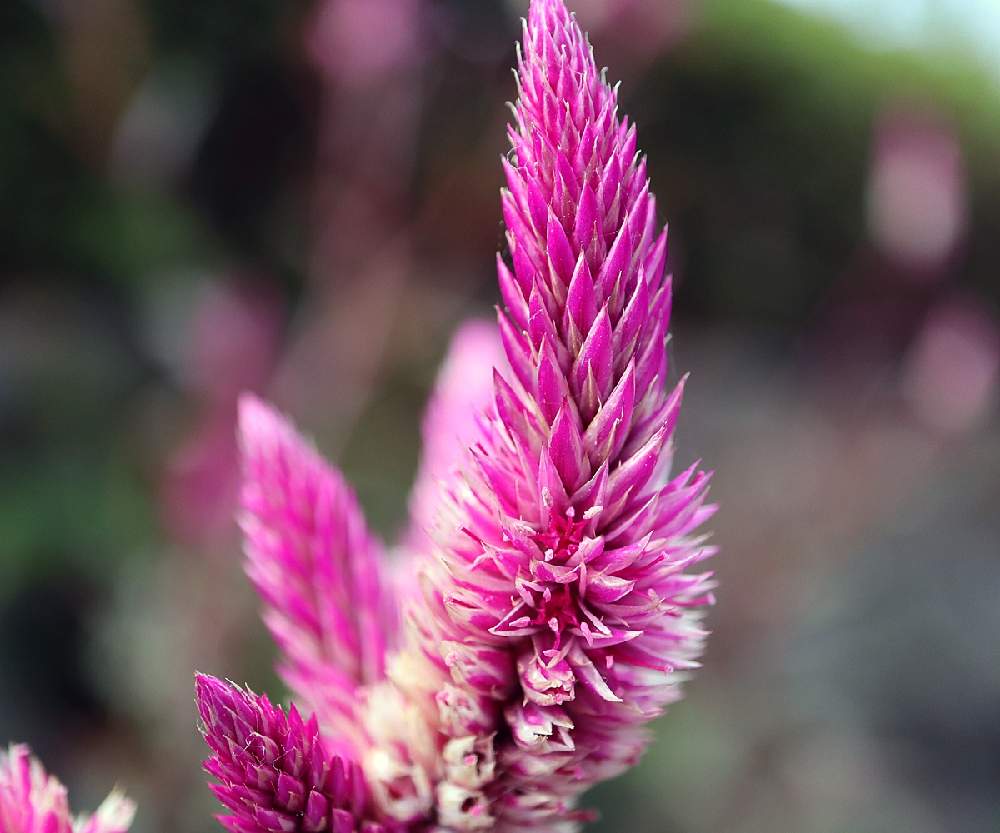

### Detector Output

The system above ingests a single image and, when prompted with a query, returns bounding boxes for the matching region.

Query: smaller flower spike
[238,395,397,753]
[0,744,135,833]
[403,320,504,555]
[195,674,399,833]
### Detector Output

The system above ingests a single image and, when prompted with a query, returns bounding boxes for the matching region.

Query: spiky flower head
[195,674,398,833]
[0,745,134,833]
[418,0,717,824]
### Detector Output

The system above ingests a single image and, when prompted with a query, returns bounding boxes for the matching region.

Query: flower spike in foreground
[195,674,396,833]
[405,0,717,824]
[0,744,135,833]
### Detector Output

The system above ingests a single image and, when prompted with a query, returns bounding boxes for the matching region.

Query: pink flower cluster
[196,675,400,833]
[195,0,715,830]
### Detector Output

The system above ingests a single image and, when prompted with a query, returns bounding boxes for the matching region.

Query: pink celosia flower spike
[0,744,135,833]
[195,674,400,833]
[422,0,717,826]
[238,395,397,755]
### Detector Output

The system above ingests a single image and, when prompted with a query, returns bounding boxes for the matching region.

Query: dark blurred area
[1,0,998,831]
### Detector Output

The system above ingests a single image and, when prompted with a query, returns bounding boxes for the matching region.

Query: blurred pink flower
[867,109,966,273]
[0,745,134,833]
[903,298,999,435]
[403,321,505,555]
[161,281,282,547]
[308,0,422,90]
[184,281,282,406]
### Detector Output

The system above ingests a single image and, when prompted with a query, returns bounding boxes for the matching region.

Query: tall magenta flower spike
[408,0,716,826]
[0,744,135,833]
[195,674,400,833]
[199,0,714,830]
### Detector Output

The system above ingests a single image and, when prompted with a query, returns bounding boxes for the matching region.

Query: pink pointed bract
[0,745,135,833]
[200,0,715,830]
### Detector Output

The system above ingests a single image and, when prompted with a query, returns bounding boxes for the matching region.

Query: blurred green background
[2,0,998,831]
